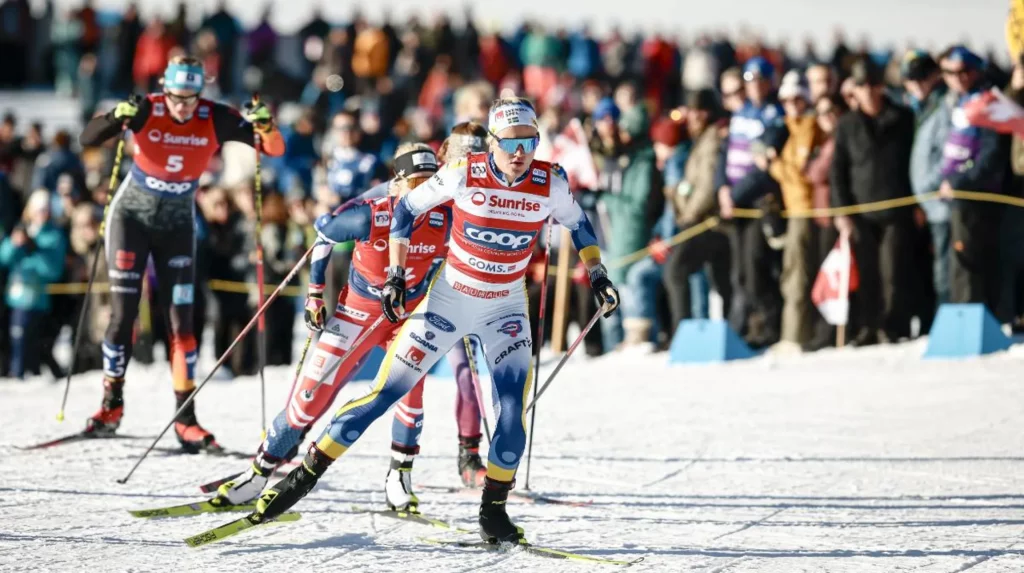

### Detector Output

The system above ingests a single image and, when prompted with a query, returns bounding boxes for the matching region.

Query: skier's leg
[88,196,149,433]
[386,376,425,511]
[447,338,487,486]
[254,279,468,520]
[476,296,534,544]
[218,306,386,505]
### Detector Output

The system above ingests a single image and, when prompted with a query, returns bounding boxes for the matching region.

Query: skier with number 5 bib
[250,95,620,546]
[77,55,284,452]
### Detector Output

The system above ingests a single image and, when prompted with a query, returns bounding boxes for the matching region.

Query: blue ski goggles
[493,134,540,154]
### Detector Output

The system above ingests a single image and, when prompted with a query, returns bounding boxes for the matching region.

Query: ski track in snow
[3,337,1024,572]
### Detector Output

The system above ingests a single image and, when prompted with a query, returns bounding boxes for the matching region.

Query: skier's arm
[388,161,464,269]
[547,169,602,268]
[308,202,373,293]
[211,103,285,157]
[79,98,151,147]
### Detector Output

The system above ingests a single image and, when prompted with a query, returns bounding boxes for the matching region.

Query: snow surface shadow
[0,486,190,500]
[529,514,1024,528]
[217,533,438,556]
[0,532,179,548]
[547,492,1024,502]
[586,547,1024,559]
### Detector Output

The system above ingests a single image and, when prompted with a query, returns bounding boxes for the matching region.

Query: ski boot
[254,444,333,522]
[384,454,419,513]
[216,448,281,505]
[479,477,525,545]
[84,376,125,435]
[458,435,487,487]
[173,389,221,454]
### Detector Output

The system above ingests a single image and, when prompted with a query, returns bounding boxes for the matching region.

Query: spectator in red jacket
[134,20,177,92]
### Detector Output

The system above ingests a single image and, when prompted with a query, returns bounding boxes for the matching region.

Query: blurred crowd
[2,0,1024,380]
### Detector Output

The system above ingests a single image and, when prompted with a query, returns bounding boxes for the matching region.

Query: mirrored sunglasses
[494,135,540,154]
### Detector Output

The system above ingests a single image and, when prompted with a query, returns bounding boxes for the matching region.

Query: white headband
[488,102,538,135]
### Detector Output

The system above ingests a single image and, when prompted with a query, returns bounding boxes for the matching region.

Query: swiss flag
[811,236,860,326]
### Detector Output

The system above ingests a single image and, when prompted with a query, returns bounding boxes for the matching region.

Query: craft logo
[168,256,192,268]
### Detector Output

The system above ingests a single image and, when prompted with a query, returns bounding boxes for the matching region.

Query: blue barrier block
[668,319,755,364]
[924,303,1012,359]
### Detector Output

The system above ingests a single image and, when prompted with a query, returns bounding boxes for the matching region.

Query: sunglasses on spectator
[493,134,540,154]
[164,91,199,105]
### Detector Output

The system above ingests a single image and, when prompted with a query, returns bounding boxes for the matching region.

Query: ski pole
[251,92,267,431]
[523,307,603,416]
[463,336,491,444]
[116,243,315,484]
[284,331,314,408]
[523,218,552,489]
[58,101,136,422]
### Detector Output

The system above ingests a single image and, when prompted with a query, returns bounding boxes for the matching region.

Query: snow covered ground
[4,336,1024,572]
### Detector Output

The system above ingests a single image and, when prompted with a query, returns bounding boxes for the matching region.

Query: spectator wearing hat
[937,45,1009,311]
[592,101,663,350]
[902,50,954,309]
[716,56,787,347]
[830,56,917,345]
[662,89,734,341]
[770,72,828,352]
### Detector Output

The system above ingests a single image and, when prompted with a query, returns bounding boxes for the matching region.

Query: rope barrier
[36,189,1024,295]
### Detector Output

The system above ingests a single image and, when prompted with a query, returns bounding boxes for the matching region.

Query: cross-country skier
[249,96,620,545]
[77,55,284,451]
[216,142,485,511]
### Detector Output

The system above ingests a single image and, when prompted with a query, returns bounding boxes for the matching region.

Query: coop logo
[498,319,523,338]
[471,192,486,206]
[145,176,193,194]
[531,168,547,185]
[464,222,534,251]
[429,211,445,227]
[488,196,541,213]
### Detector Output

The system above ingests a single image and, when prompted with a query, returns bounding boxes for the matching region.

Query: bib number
[166,155,184,173]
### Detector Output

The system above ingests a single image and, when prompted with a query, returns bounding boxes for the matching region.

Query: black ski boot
[458,435,487,487]
[479,477,524,545]
[85,376,124,435]
[173,389,221,453]
[254,443,333,522]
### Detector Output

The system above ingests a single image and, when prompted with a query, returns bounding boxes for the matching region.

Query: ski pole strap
[524,307,603,414]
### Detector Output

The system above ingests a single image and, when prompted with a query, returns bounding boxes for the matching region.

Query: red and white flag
[548,118,599,190]
[962,87,1024,137]
[811,235,860,326]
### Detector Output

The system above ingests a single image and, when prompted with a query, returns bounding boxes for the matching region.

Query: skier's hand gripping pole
[380,266,406,323]
[57,94,141,422]
[116,243,316,485]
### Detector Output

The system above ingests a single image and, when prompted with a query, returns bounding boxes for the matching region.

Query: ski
[17,431,151,451]
[418,485,593,508]
[129,496,256,518]
[350,505,475,534]
[184,512,301,547]
[421,538,644,566]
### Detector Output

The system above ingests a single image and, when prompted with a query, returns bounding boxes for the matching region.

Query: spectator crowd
[1,0,1023,380]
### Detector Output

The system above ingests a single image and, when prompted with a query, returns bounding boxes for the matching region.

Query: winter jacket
[770,114,824,214]
[598,145,663,283]
[715,99,786,190]
[909,86,954,222]
[0,222,67,311]
[672,126,721,226]
[806,138,836,228]
[830,98,916,223]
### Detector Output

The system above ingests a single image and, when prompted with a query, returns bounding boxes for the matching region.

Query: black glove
[588,263,620,318]
[304,291,326,332]
[380,266,407,323]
